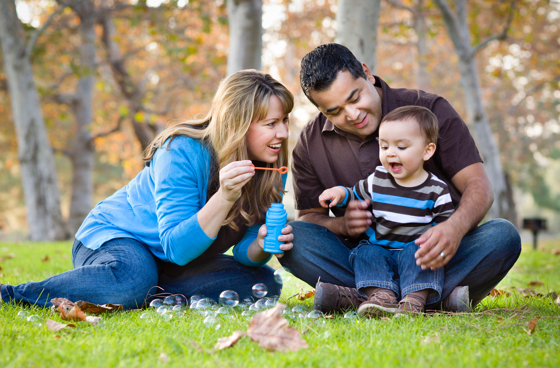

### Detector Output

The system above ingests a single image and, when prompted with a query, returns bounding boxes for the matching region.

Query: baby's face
[378,118,435,187]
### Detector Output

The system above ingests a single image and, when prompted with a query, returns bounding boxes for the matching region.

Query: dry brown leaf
[381,317,391,321]
[247,303,308,352]
[295,289,315,301]
[59,304,87,322]
[490,289,510,297]
[214,330,246,350]
[76,301,123,314]
[551,249,560,255]
[0,253,15,262]
[54,335,61,339]
[41,255,50,262]
[556,295,560,307]
[527,317,540,335]
[528,280,544,287]
[46,319,76,331]
[0,265,3,271]
[421,333,440,344]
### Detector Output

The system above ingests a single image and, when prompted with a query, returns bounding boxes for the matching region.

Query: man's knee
[484,218,522,256]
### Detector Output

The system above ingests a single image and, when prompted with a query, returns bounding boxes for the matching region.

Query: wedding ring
[440,251,446,260]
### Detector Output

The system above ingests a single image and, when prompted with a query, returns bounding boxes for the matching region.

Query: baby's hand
[319,187,346,208]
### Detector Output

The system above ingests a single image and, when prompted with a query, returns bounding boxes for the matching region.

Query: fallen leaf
[247,303,308,352]
[214,330,246,350]
[556,295,560,307]
[0,266,3,271]
[497,317,503,322]
[324,314,334,319]
[0,254,15,262]
[54,335,61,339]
[41,255,50,262]
[58,304,87,322]
[76,301,123,314]
[295,288,315,301]
[527,317,540,335]
[551,249,560,255]
[490,289,510,297]
[46,319,76,331]
[528,280,544,287]
[381,317,391,321]
[421,333,440,344]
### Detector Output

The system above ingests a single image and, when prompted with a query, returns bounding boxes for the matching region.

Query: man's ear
[423,143,436,161]
[362,63,375,84]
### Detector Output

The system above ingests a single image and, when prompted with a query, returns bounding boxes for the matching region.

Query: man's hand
[414,219,463,270]
[341,200,372,238]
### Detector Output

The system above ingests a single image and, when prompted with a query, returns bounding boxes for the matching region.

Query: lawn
[1,238,559,368]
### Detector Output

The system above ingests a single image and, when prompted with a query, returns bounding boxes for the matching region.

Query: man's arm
[414,162,493,269]
[297,200,372,238]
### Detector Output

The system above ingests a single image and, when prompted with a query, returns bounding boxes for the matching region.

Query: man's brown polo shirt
[291,75,483,218]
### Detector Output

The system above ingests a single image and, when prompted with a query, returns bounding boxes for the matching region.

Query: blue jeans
[0,238,281,309]
[279,219,521,309]
[350,241,443,304]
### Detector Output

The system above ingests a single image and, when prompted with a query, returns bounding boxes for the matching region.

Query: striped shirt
[340,166,455,248]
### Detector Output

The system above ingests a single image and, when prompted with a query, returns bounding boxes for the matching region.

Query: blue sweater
[76,135,281,267]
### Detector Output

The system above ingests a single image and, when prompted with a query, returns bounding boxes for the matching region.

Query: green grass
[1,240,559,368]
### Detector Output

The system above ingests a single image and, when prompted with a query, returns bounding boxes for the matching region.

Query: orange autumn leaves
[46,298,123,331]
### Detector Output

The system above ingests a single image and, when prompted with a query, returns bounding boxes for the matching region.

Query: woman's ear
[423,142,436,161]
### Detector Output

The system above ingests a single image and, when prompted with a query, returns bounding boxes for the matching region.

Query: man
[279,43,521,313]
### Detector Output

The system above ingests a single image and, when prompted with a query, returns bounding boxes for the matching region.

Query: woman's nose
[276,123,289,139]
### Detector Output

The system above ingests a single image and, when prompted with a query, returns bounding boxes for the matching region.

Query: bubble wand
[249,164,288,174]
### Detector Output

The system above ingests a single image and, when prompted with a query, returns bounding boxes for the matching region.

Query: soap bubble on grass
[204,315,220,330]
[27,315,42,327]
[252,283,268,298]
[273,267,292,284]
[219,290,239,307]
[343,311,358,320]
[149,299,163,308]
[307,310,324,319]
[163,296,175,306]
[17,311,30,319]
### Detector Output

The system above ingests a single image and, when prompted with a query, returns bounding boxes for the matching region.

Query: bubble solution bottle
[263,203,287,254]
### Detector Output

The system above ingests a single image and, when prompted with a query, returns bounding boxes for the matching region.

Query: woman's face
[246,95,289,163]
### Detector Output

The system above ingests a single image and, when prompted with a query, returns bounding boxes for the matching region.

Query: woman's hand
[257,223,294,259]
[217,160,255,203]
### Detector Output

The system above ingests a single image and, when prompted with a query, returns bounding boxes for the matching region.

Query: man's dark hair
[381,105,439,145]
[300,43,367,106]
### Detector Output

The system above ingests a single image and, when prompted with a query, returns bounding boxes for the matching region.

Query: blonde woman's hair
[143,70,294,229]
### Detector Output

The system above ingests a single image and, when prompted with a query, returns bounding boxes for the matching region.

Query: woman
[0,70,294,309]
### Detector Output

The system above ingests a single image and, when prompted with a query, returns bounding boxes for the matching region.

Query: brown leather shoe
[395,300,424,317]
[313,280,367,313]
[357,290,398,318]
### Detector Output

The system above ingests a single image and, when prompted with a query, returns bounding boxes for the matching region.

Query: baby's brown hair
[380,106,439,145]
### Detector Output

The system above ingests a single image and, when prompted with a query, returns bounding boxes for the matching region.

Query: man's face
[309,66,382,140]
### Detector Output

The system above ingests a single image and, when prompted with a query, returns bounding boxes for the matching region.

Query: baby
[319,105,455,317]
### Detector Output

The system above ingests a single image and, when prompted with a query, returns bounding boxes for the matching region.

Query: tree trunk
[226,0,262,75]
[412,0,431,91]
[433,0,514,221]
[335,0,381,73]
[0,0,67,240]
[66,0,96,234]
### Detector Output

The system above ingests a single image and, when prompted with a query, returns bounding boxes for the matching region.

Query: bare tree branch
[52,147,73,157]
[25,4,67,57]
[471,0,518,56]
[91,114,126,140]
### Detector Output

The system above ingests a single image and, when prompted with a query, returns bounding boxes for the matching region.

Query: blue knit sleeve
[151,137,216,266]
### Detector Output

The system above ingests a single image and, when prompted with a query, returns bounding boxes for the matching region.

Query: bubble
[249,303,259,311]
[27,315,42,327]
[172,305,185,313]
[343,311,358,319]
[161,313,173,321]
[203,315,218,328]
[174,295,187,306]
[282,310,293,317]
[241,310,253,317]
[307,310,324,319]
[195,298,212,310]
[17,311,30,319]
[252,283,268,298]
[156,306,169,314]
[291,305,305,313]
[140,313,152,320]
[273,267,292,284]
[219,290,239,307]
[264,297,276,308]
[149,299,163,308]
[189,294,204,307]
[163,296,175,305]
[255,299,267,309]
[216,307,230,314]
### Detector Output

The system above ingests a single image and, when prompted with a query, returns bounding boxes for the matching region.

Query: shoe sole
[357,303,397,318]
[313,282,326,312]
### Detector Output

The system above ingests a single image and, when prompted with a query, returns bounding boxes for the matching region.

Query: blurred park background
[0,0,559,243]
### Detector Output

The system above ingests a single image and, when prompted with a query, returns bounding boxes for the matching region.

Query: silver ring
[440,251,446,260]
